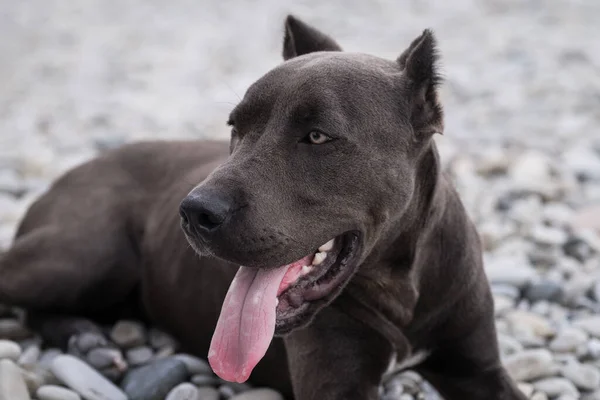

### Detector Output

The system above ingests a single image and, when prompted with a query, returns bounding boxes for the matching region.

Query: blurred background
[0,1,600,399]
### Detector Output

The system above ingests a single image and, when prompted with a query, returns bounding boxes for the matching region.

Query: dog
[0,15,527,400]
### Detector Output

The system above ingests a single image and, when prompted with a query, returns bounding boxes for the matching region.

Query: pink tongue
[208,257,311,383]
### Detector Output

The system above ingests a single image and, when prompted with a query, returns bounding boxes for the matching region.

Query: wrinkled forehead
[230,53,401,125]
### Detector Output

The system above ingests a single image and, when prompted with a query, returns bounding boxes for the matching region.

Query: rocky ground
[1,0,600,399]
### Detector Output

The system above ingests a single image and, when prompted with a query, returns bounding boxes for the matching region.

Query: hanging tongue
[208,256,312,383]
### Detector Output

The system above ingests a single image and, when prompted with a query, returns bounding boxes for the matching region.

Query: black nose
[179,191,232,232]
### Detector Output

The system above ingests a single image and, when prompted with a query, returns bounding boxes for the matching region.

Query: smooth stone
[86,348,126,370]
[219,385,236,399]
[18,346,40,366]
[583,390,600,400]
[0,340,21,361]
[504,349,556,381]
[550,327,588,353]
[572,204,600,232]
[195,387,219,400]
[224,382,252,394]
[37,385,82,400]
[75,333,108,354]
[0,319,31,340]
[38,350,62,369]
[498,334,524,357]
[564,236,595,263]
[0,359,31,400]
[20,364,58,395]
[121,358,187,400]
[148,329,178,350]
[494,295,515,316]
[50,355,127,400]
[166,383,199,400]
[517,382,534,397]
[589,339,600,359]
[574,316,600,337]
[531,392,549,400]
[560,360,600,391]
[505,310,555,338]
[530,225,568,246]
[126,346,154,366]
[533,377,579,398]
[485,256,537,289]
[491,284,521,299]
[229,388,284,400]
[110,321,146,349]
[190,374,220,387]
[174,354,212,376]
[524,280,564,303]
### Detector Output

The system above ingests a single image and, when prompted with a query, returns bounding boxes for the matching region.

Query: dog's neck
[337,139,445,343]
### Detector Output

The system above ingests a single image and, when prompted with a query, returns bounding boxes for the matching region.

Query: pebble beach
[1,0,600,399]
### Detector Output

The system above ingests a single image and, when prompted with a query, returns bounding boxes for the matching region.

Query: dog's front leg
[283,306,397,400]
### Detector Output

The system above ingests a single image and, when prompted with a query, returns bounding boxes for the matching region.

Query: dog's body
[0,17,526,400]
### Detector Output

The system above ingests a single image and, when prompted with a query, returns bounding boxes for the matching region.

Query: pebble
[504,349,557,382]
[574,316,600,338]
[523,280,564,303]
[0,340,21,361]
[37,385,82,400]
[485,260,538,289]
[560,360,600,391]
[121,357,188,400]
[20,364,58,394]
[0,319,31,340]
[148,329,178,350]
[173,354,212,376]
[550,327,588,353]
[229,388,284,400]
[110,321,146,349]
[533,377,579,398]
[18,345,41,366]
[38,350,62,369]
[195,387,219,400]
[190,374,220,387]
[86,348,126,371]
[50,355,127,400]
[166,382,199,400]
[126,346,154,366]
[0,359,31,400]
[505,310,554,338]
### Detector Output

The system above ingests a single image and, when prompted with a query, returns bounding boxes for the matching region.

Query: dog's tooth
[312,252,327,266]
[318,239,334,252]
[302,265,312,275]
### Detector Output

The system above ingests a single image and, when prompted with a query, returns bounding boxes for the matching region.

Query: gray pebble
[37,385,82,400]
[229,388,284,400]
[121,357,188,400]
[166,383,199,400]
[190,374,220,387]
[18,345,40,366]
[75,332,108,354]
[20,364,58,394]
[491,284,521,299]
[86,347,126,370]
[0,319,31,340]
[196,387,219,400]
[550,327,589,353]
[574,316,600,338]
[219,385,236,399]
[0,359,31,400]
[110,320,146,349]
[148,329,178,350]
[504,349,556,382]
[174,354,212,376]
[51,354,127,400]
[533,377,579,398]
[126,346,154,366]
[38,349,62,369]
[560,360,600,391]
[0,340,21,361]
[524,280,564,303]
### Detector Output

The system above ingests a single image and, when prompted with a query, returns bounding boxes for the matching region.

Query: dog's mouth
[208,231,362,383]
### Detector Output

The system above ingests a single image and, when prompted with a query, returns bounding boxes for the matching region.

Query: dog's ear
[398,29,444,137]
[283,15,342,61]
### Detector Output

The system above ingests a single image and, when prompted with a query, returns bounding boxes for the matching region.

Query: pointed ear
[283,15,342,61]
[398,29,444,137]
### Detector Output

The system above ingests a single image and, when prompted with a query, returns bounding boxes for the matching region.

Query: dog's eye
[304,131,332,145]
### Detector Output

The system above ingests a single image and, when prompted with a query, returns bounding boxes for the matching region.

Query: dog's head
[180,15,443,382]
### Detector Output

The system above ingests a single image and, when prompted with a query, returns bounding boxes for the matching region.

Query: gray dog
[0,16,527,400]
